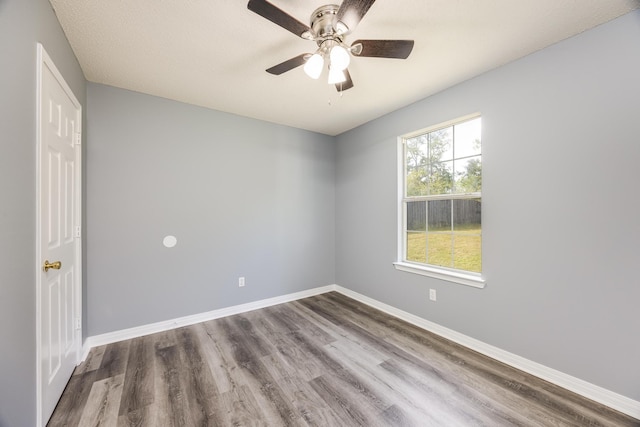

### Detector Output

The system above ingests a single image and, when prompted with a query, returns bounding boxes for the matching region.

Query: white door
[36,43,83,427]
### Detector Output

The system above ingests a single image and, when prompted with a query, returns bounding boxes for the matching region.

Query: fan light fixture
[329,45,350,71]
[303,42,351,83]
[327,66,346,84]
[303,53,324,79]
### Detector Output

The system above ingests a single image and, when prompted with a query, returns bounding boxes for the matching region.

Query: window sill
[393,262,486,289]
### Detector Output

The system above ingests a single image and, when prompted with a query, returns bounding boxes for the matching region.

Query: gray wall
[1,4,638,424]
[0,0,86,426]
[86,83,335,336]
[335,10,640,400]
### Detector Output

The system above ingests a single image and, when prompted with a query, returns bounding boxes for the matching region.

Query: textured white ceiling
[50,0,639,135]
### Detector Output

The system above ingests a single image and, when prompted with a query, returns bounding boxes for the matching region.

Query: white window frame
[393,114,486,289]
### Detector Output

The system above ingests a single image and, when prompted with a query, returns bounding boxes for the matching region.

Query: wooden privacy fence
[407,199,481,230]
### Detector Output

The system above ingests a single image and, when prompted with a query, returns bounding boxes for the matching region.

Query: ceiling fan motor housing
[309,5,343,44]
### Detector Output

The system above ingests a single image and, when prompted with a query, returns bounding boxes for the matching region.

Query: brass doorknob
[43,260,62,272]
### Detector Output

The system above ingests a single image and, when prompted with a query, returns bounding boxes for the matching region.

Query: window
[394,115,485,288]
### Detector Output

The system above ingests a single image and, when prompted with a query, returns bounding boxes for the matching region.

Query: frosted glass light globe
[328,67,346,84]
[329,45,350,71]
[304,53,324,79]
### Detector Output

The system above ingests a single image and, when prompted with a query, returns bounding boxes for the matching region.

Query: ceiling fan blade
[351,39,414,59]
[336,69,354,92]
[266,54,310,75]
[247,0,311,38]
[336,0,376,33]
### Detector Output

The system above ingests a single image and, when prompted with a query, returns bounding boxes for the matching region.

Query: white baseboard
[80,283,639,420]
[333,285,640,420]
[81,284,337,361]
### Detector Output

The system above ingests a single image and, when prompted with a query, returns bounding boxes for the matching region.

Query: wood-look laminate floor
[48,292,639,426]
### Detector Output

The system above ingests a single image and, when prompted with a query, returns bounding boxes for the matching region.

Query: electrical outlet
[239,277,245,287]
[429,289,437,301]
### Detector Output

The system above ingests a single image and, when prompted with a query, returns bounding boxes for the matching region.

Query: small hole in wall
[163,235,177,248]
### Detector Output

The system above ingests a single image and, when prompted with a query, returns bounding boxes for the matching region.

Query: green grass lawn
[407,227,481,272]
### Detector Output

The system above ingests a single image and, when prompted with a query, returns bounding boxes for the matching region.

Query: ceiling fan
[247,0,414,92]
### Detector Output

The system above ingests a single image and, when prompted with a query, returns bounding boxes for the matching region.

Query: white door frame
[35,43,83,427]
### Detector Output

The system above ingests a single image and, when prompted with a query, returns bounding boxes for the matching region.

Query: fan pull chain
[327,81,344,106]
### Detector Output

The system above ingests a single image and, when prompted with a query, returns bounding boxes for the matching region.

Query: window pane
[428,199,451,231]
[430,127,453,161]
[405,135,428,197]
[454,117,481,158]
[406,165,429,197]
[428,160,453,195]
[405,135,428,158]
[453,199,481,272]
[454,156,482,193]
[453,234,481,272]
[427,233,452,267]
[406,201,426,231]
[453,199,481,231]
[406,232,426,263]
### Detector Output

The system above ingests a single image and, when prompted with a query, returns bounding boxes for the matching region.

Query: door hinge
[75,226,81,238]
[75,132,81,145]
[75,318,81,330]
